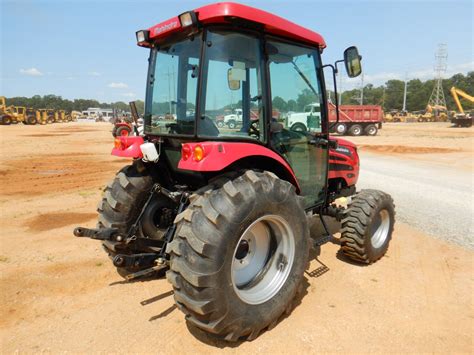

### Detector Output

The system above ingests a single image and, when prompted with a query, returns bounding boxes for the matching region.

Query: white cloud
[108,82,128,89]
[89,71,101,76]
[121,92,136,98]
[19,68,43,76]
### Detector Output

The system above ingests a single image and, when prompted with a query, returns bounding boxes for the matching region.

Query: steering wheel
[248,120,260,138]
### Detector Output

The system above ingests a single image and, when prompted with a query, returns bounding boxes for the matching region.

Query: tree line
[4,95,145,114]
[4,71,473,114]
[339,71,473,111]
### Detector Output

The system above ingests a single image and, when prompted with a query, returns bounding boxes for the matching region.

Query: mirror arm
[322,63,340,131]
[334,59,344,74]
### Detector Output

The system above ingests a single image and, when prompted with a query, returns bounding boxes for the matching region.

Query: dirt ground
[0,122,472,353]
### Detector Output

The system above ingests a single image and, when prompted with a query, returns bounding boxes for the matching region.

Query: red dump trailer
[328,103,383,136]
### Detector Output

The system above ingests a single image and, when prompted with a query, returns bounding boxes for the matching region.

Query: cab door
[267,39,328,208]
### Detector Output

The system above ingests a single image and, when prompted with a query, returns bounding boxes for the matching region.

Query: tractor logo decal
[153,21,179,36]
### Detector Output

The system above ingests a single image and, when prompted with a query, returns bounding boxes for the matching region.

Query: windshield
[144,30,265,141]
[145,34,201,135]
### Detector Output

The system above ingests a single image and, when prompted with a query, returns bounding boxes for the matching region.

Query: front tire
[340,189,395,263]
[167,171,310,341]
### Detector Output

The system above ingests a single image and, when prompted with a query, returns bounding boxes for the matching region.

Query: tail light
[181,143,206,162]
[182,144,192,160]
[193,145,204,161]
[114,138,123,149]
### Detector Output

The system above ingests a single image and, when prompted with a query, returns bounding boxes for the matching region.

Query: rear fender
[178,142,300,191]
[111,136,144,158]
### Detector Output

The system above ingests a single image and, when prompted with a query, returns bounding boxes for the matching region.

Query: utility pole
[427,43,448,114]
[402,73,408,112]
[359,73,364,105]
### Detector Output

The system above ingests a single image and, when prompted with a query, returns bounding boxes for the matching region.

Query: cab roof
[147,2,326,49]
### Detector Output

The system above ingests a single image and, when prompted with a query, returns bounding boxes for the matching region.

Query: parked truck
[328,103,383,135]
[287,102,383,136]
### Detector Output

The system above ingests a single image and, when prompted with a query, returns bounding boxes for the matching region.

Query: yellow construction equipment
[0,96,19,125]
[71,111,81,121]
[384,110,417,123]
[450,87,474,127]
[12,106,39,125]
[36,109,51,125]
[424,104,448,122]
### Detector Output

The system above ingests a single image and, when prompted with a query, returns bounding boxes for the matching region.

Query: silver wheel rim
[370,209,390,248]
[231,215,295,305]
[337,124,345,133]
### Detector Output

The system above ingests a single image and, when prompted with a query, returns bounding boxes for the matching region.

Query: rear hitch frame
[112,252,159,268]
[73,227,122,241]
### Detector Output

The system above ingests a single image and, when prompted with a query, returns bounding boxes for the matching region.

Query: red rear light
[182,144,191,160]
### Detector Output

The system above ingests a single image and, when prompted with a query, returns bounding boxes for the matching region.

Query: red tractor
[75,3,395,342]
[112,122,133,137]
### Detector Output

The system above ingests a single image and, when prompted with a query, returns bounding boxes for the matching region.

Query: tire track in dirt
[25,212,97,232]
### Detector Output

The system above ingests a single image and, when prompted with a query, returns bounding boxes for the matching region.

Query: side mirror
[344,46,362,78]
[227,68,241,91]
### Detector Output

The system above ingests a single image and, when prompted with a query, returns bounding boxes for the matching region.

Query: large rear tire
[166,171,310,341]
[97,165,173,277]
[340,189,395,263]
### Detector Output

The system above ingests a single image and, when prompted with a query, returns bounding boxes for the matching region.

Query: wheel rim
[370,209,390,248]
[120,129,129,136]
[337,124,345,133]
[354,127,361,135]
[368,127,376,134]
[231,215,295,305]
[292,124,306,132]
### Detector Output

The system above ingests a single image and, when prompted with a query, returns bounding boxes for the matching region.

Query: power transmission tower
[427,43,448,112]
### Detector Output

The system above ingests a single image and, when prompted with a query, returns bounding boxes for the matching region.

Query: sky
[1,0,473,103]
